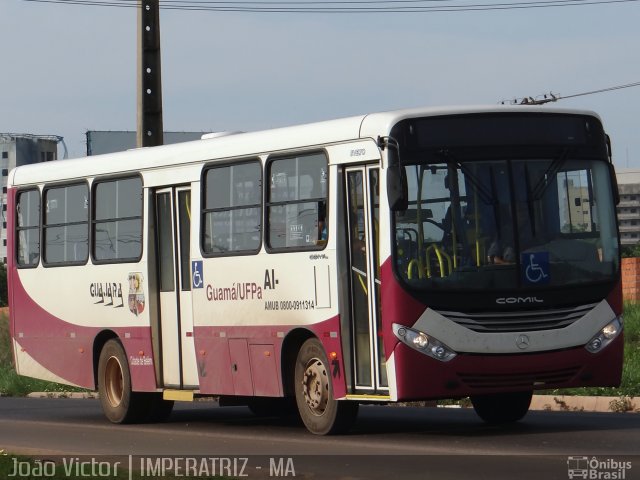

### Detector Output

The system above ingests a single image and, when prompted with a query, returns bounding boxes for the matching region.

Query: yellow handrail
[425,244,452,278]
[439,248,453,276]
[357,273,368,295]
[185,192,191,220]
[407,258,423,280]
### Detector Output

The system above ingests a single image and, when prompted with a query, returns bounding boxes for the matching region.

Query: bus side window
[266,152,328,250]
[93,176,143,262]
[16,189,41,267]
[43,183,89,266]
[202,160,261,255]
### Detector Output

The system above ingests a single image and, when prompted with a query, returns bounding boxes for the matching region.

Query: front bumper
[391,332,624,401]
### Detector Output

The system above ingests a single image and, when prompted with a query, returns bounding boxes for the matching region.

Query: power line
[22,0,640,13]
[562,81,640,100]
[502,81,640,105]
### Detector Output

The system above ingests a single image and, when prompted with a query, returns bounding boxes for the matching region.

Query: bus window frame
[41,180,90,268]
[200,157,263,258]
[15,187,41,269]
[264,150,330,254]
[90,173,145,265]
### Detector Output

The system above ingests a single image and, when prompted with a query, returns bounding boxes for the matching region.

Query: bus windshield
[394,157,619,291]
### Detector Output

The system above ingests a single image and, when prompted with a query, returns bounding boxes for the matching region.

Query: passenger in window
[486,209,515,265]
[488,239,515,264]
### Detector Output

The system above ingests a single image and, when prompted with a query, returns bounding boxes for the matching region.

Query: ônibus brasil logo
[567,456,632,479]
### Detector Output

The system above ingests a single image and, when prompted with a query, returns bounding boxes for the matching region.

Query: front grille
[459,366,581,389]
[437,303,598,333]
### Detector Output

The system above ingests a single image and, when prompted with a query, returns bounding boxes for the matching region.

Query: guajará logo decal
[128,272,145,316]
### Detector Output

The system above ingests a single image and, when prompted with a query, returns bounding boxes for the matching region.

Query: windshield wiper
[436,149,507,237]
[531,147,572,201]
[436,150,496,207]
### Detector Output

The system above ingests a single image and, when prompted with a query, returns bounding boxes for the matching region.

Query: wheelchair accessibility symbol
[192,260,204,289]
[522,252,550,285]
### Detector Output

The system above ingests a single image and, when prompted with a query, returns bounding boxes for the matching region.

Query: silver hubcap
[302,358,329,416]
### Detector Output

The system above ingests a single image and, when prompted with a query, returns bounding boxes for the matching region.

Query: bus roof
[9,104,600,187]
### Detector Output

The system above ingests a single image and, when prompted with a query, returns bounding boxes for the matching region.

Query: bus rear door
[155,186,199,389]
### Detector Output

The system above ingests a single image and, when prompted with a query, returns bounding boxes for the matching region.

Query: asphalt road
[0,397,638,479]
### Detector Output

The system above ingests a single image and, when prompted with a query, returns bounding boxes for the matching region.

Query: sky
[1,0,639,166]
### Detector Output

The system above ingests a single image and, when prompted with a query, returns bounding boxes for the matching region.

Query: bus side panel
[192,332,235,395]
[194,326,283,397]
[307,315,348,399]
[193,315,347,399]
[117,330,159,392]
[10,269,99,388]
[192,236,345,397]
[249,343,280,397]
[9,269,158,392]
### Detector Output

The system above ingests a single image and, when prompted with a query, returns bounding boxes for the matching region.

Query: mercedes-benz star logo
[516,334,530,350]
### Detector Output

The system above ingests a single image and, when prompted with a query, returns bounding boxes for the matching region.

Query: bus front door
[155,187,199,389]
[345,166,388,393]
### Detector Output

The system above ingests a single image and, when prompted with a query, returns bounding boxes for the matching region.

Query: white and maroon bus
[8,105,623,435]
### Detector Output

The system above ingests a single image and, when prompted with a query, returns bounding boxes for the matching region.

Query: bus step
[345,394,391,402]
[163,390,195,402]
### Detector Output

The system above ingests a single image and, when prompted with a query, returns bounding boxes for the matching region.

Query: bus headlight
[413,333,429,349]
[585,317,623,354]
[393,324,457,362]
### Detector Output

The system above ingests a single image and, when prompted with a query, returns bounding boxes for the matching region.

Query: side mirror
[387,165,408,212]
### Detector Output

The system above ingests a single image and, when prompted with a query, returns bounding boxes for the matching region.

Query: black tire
[294,338,359,435]
[471,391,533,424]
[248,397,297,418]
[97,339,150,424]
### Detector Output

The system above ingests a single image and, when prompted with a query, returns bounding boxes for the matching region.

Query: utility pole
[137,0,163,147]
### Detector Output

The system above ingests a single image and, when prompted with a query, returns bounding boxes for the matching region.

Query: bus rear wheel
[98,339,148,424]
[294,338,358,435]
[471,391,533,424]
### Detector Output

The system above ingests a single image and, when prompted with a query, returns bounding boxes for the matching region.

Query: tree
[621,244,640,258]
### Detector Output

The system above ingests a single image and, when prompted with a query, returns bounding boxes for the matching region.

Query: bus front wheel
[471,391,533,424]
[294,338,358,435]
[97,339,147,424]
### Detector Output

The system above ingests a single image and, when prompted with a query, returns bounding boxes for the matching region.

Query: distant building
[616,169,640,245]
[0,134,62,263]
[86,131,209,156]
[560,177,592,234]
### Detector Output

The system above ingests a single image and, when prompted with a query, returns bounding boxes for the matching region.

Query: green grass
[618,302,640,395]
